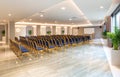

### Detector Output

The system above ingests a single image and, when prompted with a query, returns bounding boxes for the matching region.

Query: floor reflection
[0,39,112,77]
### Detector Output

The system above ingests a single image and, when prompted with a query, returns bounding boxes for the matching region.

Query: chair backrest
[10,39,22,55]
[15,37,19,42]
[17,35,90,49]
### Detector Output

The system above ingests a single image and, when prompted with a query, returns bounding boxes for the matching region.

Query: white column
[78,27,84,35]
[72,27,78,35]
[50,26,53,35]
[40,26,46,35]
[33,26,37,36]
[68,27,73,35]
[8,21,15,44]
[52,26,56,35]
[5,24,8,44]
[56,26,61,35]
[36,25,40,35]
[64,27,67,35]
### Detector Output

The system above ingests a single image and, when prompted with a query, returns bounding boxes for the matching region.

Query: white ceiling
[0,0,119,26]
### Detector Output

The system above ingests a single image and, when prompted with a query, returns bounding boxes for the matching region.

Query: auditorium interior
[0,0,120,77]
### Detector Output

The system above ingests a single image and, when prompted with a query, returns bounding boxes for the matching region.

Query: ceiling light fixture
[40,14,44,17]
[100,6,104,9]
[29,58,32,61]
[69,18,72,21]
[8,13,12,17]
[61,7,66,10]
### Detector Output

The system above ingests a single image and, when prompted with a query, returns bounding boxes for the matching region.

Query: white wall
[15,26,26,38]
[33,26,37,36]
[40,26,46,35]
[72,28,78,35]
[67,27,73,35]
[26,26,33,36]
[52,26,56,35]
[56,26,61,35]
[46,26,52,35]
[84,28,94,34]
[15,25,103,39]
[15,25,37,37]
[78,27,84,35]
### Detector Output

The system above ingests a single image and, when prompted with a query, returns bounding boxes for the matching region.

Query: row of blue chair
[19,35,90,51]
[11,35,90,58]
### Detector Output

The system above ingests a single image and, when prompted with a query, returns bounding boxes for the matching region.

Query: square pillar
[8,21,15,44]
[5,24,8,44]
[78,27,84,35]
[52,26,56,35]
[36,25,40,35]
[68,27,73,35]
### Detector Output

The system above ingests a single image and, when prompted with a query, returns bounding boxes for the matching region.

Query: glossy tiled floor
[0,45,17,62]
[0,40,113,77]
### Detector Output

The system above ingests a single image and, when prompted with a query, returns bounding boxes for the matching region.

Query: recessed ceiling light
[100,6,104,9]
[69,18,72,21]
[8,13,12,16]
[61,7,66,10]
[40,14,44,17]
[29,19,32,21]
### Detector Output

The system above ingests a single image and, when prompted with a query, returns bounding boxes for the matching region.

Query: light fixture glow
[40,14,44,17]
[32,26,36,27]
[16,61,18,64]
[15,22,94,27]
[8,13,12,17]
[69,18,72,21]
[61,7,66,10]
[100,6,104,9]
[29,58,32,61]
